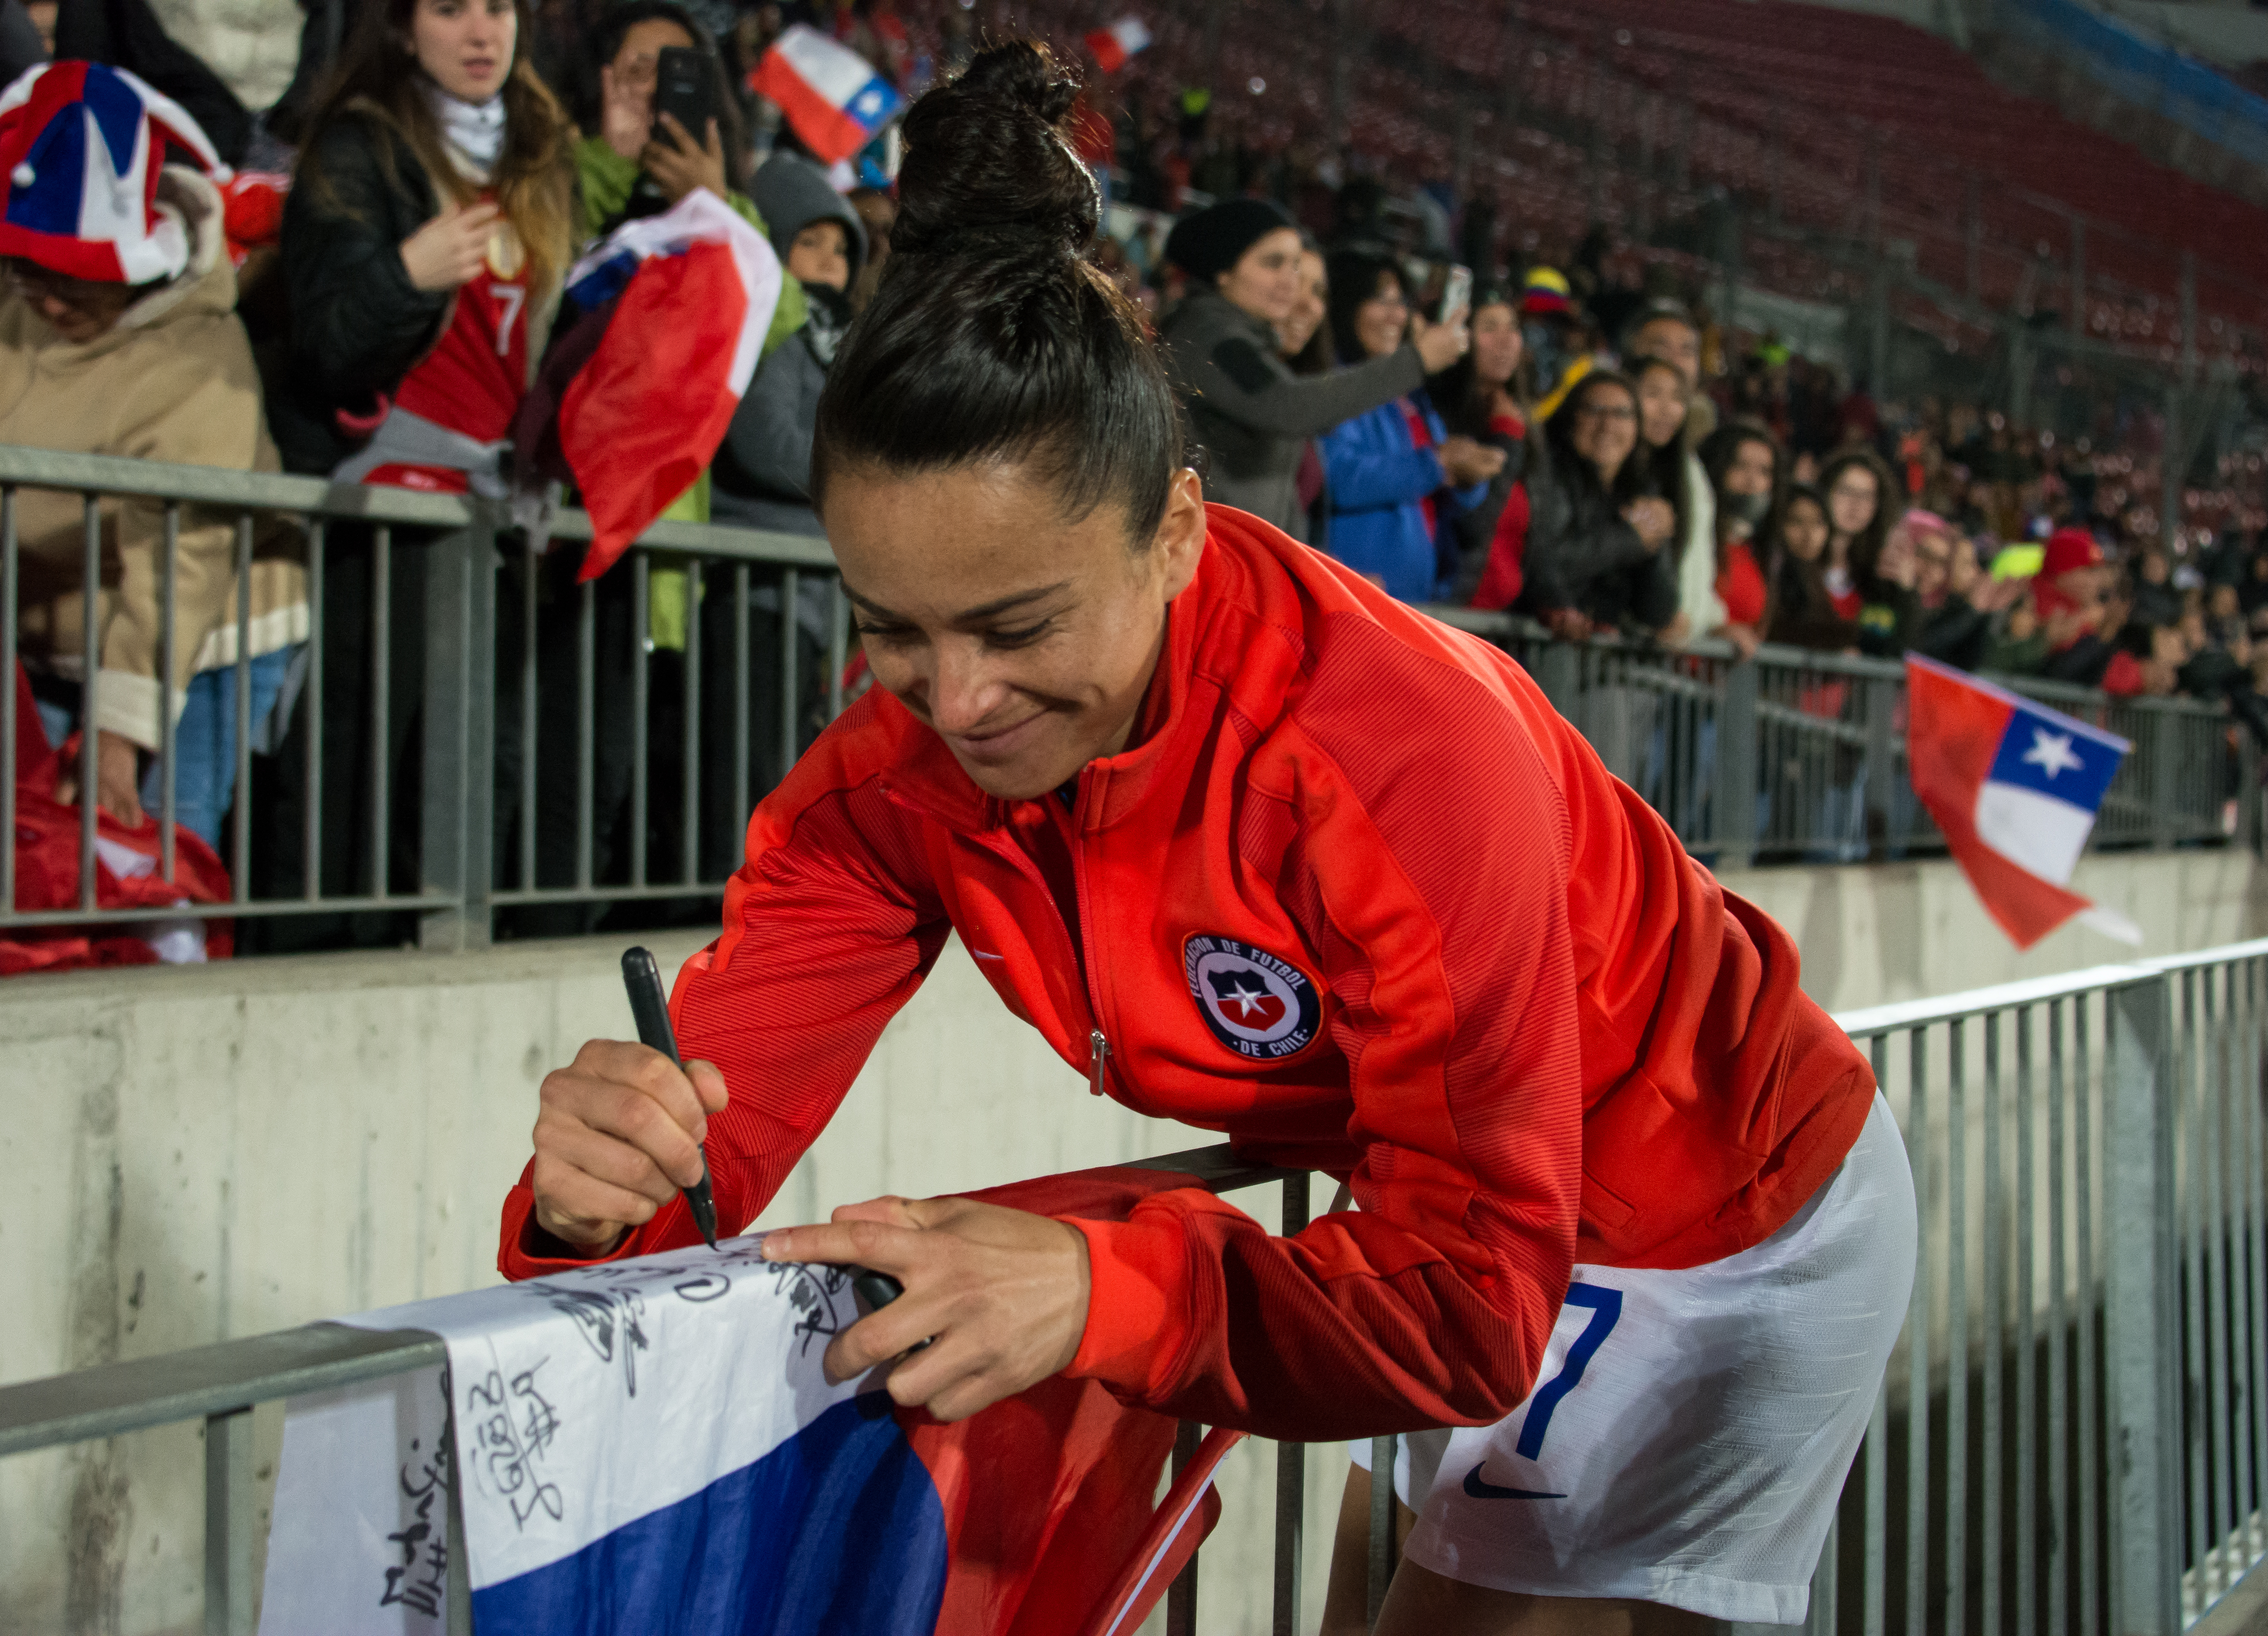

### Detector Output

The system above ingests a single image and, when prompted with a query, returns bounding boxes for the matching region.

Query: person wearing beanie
[713,149,868,537]
[0,61,305,848]
[1158,194,1468,541]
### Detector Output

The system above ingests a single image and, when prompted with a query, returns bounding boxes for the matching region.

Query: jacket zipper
[949,796,1113,1097]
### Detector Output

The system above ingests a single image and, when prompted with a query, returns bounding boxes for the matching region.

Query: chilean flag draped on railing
[258,1233,1222,1635]
[1904,655,2135,949]
[748,25,903,166]
[548,191,780,581]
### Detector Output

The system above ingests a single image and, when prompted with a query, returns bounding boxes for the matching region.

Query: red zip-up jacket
[499,506,1875,1441]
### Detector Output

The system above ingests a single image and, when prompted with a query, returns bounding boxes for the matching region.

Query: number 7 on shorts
[1513,1282,1623,1459]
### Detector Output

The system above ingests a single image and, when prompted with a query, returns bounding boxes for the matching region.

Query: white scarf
[425,81,506,179]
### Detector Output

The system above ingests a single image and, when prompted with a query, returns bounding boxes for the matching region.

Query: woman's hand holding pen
[763,1196,1092,1423]
[530,1039,729,1252]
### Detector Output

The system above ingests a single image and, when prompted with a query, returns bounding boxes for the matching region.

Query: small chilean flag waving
[1905,655,2137,949]
[748,25,903,166]
[1084,17,1154,74]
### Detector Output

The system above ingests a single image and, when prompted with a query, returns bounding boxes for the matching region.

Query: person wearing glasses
[1516,370,1681,643]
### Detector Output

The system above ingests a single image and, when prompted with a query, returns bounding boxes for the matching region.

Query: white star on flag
[2022,727,2084,780]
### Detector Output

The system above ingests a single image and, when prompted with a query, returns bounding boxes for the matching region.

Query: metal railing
[0,443,839,953]
[0,445,2243,959]
[10,946,2268,1632]
[1435,606,2241,868]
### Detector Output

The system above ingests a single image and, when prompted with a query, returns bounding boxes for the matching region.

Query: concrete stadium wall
[1,844,2261,1634]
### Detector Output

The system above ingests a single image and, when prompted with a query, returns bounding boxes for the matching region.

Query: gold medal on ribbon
[486,219,525,280]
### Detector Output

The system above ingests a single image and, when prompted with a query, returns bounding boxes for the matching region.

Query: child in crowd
[710,149,867,535]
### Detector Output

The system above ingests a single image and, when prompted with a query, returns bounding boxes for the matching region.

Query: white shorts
[1349,1093,1915,1624]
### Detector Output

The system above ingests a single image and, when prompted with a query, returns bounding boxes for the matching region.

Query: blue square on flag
[1975,700,2126,887]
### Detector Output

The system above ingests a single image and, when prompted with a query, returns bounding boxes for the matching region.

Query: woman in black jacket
[269,0,573,479]
[1517,369,1679,640]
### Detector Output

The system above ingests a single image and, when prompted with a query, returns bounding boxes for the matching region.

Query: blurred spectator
[1619,297,1713,442]
[2129,545,2182,629]
[1902,511,2020,671]
[1315,250,1500,601]
[1273,234,1332,542]
[1628,352,1714,647]
[0,0,44,85]
[1427,280,1525,603]
[1158,197,1460,542]
[1764,483,1860,652]
[0,64,302,843]
[711,150,863,535]
[1519,265,1596,422]
[56,0,254,164]
[1815,449,1899,656]
[1518,369,1678,641]
[2026,527,2164,696]
[1697,418,1780,657]
[270,0,573,485]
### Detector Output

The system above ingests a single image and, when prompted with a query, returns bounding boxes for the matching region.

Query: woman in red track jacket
[504,44,1914,1633]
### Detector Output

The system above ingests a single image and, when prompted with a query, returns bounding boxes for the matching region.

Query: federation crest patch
[1183,934,1321,1061]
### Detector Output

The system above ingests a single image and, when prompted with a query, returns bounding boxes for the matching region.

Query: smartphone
[652,45,717,146]
[1438,263,1472,324]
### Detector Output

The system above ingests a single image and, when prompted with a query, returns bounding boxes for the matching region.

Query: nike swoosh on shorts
[1463,1461,1565,1501]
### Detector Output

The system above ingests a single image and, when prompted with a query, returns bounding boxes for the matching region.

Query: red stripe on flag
[563,242,748,581]
[1905,656,2094,948]
[748,55,875,164]
[1085,29,1131,72]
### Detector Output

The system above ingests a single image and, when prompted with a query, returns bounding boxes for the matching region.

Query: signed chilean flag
[749,25,903,166]
[1904,655,2133,949]
[260,1232,1223,1633]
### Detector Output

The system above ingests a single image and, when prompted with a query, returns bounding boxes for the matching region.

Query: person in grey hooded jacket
[1158,198,1468,541]
[711,149,868,536]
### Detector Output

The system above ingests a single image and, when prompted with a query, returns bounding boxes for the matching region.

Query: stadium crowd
[6,0,2268,960]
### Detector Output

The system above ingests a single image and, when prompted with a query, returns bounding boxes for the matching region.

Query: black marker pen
[621,946,719,1250]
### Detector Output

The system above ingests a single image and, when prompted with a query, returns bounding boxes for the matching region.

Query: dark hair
[588,0,747,190]
[1699,417,1785,563]
[810,42,1184,543]
[1324,249,1403,368]
[1428,280,1519,437]
[1764,482,1861,649]
[297,0,572,294]
[1543,368,1645,505]
[1623,355,1691,558]
[1817,446,1904,587]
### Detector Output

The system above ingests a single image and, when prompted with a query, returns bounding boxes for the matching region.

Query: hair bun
[890,40,1097,261]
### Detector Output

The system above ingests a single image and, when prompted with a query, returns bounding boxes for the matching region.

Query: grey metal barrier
[0,443,839,955]
[14,948,2268,1632]
[1426,606,2240,870]
[0,442,2242,962]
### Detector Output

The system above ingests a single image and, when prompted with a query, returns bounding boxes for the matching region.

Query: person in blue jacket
[1317,251,1506,600]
